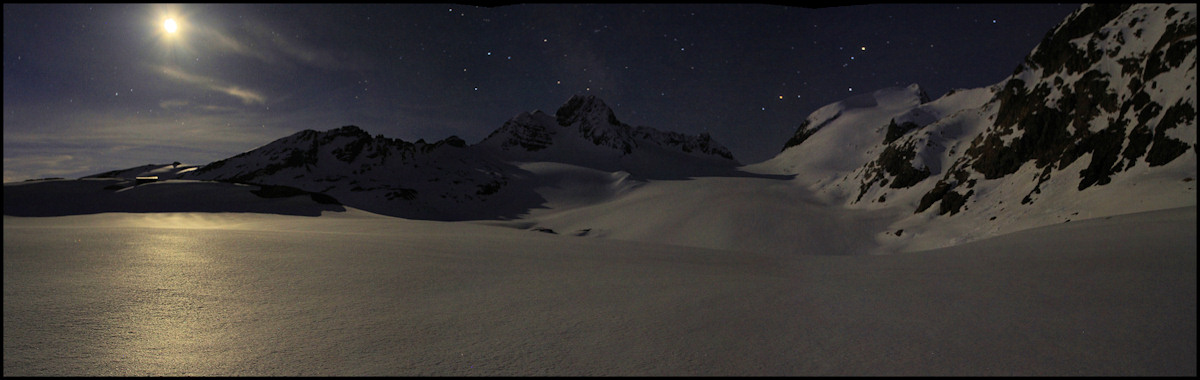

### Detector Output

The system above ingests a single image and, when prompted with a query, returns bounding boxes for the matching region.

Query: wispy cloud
[160,99,240,114]
[200,26,275,64]
[1,101,296,181]
[157,66,267,105]
[190,16,364,72]
[250,25,355,71]
[3,154,84,183]
[159,99,190,109]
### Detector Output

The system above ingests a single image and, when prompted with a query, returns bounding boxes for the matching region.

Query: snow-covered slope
[5,204,1194,375]
[482,175,903,255]
[751,83,946,202]
[754,3,1197,251]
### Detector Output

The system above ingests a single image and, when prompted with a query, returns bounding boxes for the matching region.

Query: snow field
[4,205,1195,376]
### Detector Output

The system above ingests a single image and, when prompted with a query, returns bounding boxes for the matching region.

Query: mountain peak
[556,94,620,127]
[905,83,931,103]
[479,94,739,173]
[331,125,369,136]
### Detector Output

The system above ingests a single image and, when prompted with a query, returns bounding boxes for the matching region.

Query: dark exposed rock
[385,189,418,201]
[488,115,555,151]
[883,119,922,145]
[916,180,953,214]
[940,189,973,215]
[782,119,817,151]
[632,128,735,160]
[1077,121,1128,190]
[250,184,343,205]
[543,94,736,160]
[1147,100,1196,166]
[854,140,932,203]
[1122,120,1153,170]
[966,80,1073,179]
[782,109,846,152]
[1026,4,1133,77]
[878,143,931,189]
[555,95,614,127]
[476,180,504,196]
[1144,15,1197,80]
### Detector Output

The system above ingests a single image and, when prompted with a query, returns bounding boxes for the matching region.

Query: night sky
[3,3,1082,182]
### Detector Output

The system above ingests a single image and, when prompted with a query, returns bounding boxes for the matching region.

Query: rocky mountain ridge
[759,3,1195,249]
[773,3,1194,210]
[476,95,738,176]
[176,95,739,219]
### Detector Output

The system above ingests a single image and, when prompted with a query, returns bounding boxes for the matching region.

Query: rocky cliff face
[774,4,1195,218]
[919,3,1196,214]
[763,4,1195,250]
[482,94,735,163]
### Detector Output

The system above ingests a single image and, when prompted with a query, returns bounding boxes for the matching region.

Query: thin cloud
[2,106,293,180]
[159,99,190,109]
[190,16,362,71]
[3,154,82,182]
[159,99,239,113]
[157,66,267,105]
[220,86,267,106]
[264,30,350,71]
[200,27,276,64]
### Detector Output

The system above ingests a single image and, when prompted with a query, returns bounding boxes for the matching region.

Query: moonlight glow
[164,18,178,33]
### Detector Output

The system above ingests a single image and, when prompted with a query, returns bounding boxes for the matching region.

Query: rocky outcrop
[919,3,1196,210]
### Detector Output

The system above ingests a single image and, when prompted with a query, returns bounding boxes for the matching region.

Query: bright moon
[164,18,178,33]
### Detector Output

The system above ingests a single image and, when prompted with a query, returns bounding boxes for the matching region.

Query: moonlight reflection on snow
[3,207,1196,376]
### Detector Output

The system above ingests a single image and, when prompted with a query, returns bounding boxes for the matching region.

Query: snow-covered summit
[761,83,938,184]
[780,83,931,151]
[477,94,739,178]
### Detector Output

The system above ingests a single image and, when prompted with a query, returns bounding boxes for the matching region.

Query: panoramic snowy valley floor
[5,203,1195,375]
[5,2,1197,376]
